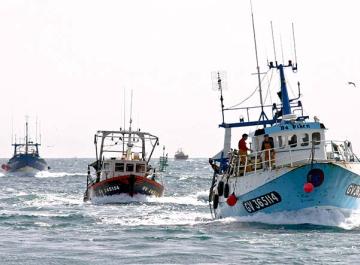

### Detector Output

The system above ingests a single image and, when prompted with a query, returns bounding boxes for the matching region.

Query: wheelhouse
[252,121,327,167]
[89,129,159,182]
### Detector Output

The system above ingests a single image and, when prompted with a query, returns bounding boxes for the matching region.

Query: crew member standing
[238,133,251,164]
[261,134,275,169]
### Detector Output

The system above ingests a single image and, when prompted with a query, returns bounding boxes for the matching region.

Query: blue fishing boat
[208,13,360,222]
[2,121,49,176]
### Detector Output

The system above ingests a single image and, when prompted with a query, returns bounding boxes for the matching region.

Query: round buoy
[304,182,314,193]
[224,183,230,198]
[226,193,237,206]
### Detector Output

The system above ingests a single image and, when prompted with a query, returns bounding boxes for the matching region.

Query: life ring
[307,168,324,187]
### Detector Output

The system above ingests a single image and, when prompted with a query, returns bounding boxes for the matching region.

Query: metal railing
[226,139,358,177]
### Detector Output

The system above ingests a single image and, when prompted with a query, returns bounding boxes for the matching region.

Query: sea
[1,158,360,265]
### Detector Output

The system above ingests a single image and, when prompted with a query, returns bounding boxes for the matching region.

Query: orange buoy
[226,193,237,206]
[304,182,314,193]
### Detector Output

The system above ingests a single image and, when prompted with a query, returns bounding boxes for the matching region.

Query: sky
[0,0,359,158]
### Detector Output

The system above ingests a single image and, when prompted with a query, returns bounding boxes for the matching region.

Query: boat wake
[89,193,208,206]
[35,171,86,178]
[216,207,360,230]
[89,193,150,204]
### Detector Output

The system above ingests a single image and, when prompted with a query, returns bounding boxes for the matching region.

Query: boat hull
[84,174,164,202]
[213,162,360,219]
[4,154,48,177]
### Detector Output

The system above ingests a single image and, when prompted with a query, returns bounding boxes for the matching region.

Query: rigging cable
[264,68,275,104]
[226,69,271,109]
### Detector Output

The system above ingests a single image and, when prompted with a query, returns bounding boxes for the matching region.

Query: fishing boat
[208,13,360,222]
[174,149,188,160]
[1,121,49,177]
[84,121,164,202]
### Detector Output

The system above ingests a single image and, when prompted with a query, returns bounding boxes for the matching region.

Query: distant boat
[2,121,49,177]
[174,149,188,160]
[84,120,164,202]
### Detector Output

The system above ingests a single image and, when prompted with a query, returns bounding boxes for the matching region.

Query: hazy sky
[0,0,359,158]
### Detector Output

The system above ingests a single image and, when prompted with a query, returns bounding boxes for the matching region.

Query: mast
[279,64,291,115]
[126,90,134,159]
[250,0,267,122]
[25,120,29,154]
[217,72,225,124]
[122,88,126,156]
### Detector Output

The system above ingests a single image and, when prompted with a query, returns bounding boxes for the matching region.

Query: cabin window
[115,163,124,172]
[103,163,110,170]
[301,133,309,147]
[277,136,285,148]
[126,163,134,172]
[136,163,146,173]
[288,134,297,148]
[312,132,321,145]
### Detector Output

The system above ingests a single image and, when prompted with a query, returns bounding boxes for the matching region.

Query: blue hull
[215,163,360,218]
[6,154,48,176]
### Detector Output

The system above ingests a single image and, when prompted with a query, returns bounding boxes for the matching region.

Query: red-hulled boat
[84,124,164,202]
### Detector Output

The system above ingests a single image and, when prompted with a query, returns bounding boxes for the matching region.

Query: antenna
[212,71,227,124]
[35,116,38,143]
[123,88,126,132]
[126,89,134,159]
[280,34,285,65]
[270,21,277,64]
[25,115,29,154]
[11,115,14,144]
[250,0,267,122]
[129,89,133,131]
[39,120,42,145]
[292,22,298,69]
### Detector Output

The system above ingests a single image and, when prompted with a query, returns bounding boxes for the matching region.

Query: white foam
[90,193,149,204]
[24,193,82,207]
[195,190,209,202]
[216,207,360,230]
[96,208,211,226]
[147,194,207,206]
[35,171,85,178]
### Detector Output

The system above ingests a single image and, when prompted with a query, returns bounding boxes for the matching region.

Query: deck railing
[226,139,358,177]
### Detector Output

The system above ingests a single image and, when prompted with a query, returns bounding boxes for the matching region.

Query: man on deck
[238,134,251,164]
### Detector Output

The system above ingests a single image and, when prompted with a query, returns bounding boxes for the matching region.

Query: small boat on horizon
[2,121,49,177]
[174,149,188,160]
[84,119,164,202]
